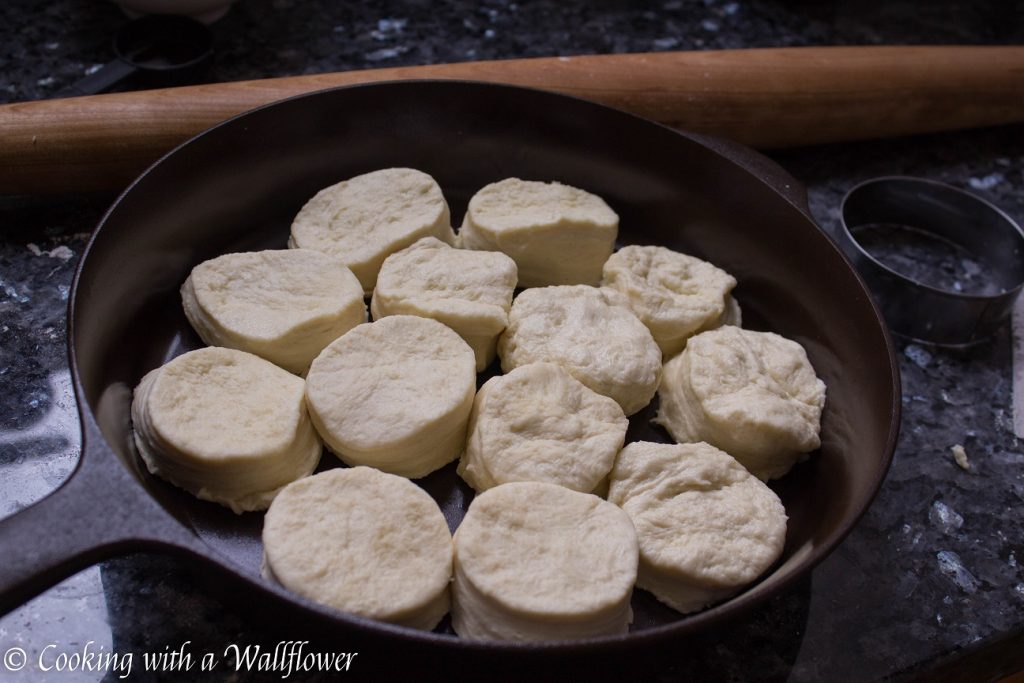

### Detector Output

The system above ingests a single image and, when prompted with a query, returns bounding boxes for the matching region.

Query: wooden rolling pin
[2,45,1023,195]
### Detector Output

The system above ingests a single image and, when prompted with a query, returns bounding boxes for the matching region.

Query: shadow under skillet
[99,548,811,682]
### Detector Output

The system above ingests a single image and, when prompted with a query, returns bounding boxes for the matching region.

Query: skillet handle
[0,426,201,616]
[684,131,814,221]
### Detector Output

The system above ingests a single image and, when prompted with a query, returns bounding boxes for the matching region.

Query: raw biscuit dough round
[458,178,618,287]
[601,244,742,357]
[497,285,662,416]
[305,315,476,478]
[262,467,453,630]
[452,481,638,640]
[608,441,787,614]
[181,249,366,375]
[458,362,627,493]
[131,347,321,513]
[289,167,455,293]
[654,325,826,480]
[371,237,517,371]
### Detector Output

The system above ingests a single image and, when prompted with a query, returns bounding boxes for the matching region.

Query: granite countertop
[1,1,1022,681]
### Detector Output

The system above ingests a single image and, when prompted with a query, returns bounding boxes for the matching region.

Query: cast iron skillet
[0,82,899,676]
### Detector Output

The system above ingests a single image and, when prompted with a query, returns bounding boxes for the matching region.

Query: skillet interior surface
[72,81,898,644]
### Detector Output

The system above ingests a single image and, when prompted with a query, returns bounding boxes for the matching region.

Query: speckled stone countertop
[1,1,1022,681]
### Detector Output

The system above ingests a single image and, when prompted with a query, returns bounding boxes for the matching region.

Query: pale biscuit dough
[131,347,321,513]
[181,249,366,375]
[262,467,453,630]
[458,362,627,493]
[371,237,517,371]
[452,481,638,640]
[305,315,476,478]
[289,168,455,293]
[655,326,826,480]
[497,285,662,416]
[458,178,618,287]
[601,244,742,357]
[608,441,787,614]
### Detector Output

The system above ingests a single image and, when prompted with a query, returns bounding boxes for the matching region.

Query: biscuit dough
[181,249,366,375]
[452,481,638,640]
[289,168,456,293]
[371,237,517,371]
[262,467,453,630]
[131,347,321,513]
[608,441,787,614]
[305,315,476,478]
[458,362,627,493]
[497,285,662,415]
[459,178,618,287]
[601,244,741,357]
[655,326,826,480]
